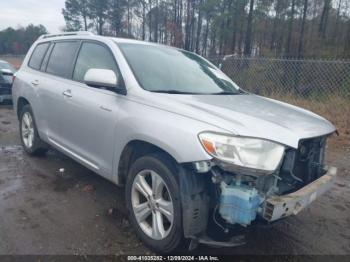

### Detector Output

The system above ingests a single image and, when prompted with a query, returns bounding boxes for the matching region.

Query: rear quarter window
[46,41,79,78]
[28,42,50,70]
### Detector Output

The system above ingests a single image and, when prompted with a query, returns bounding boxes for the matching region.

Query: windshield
[117,43,240,95]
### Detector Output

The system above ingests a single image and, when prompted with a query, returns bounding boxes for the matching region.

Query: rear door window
[46,41,79,78]
[40,44,54,71]
[28,43,50,70]
[73,42,120,83]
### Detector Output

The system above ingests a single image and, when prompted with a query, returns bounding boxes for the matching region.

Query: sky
[0,0,66,33]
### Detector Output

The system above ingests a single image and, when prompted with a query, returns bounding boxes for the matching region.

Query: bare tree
[286,0,296,57]
[244,0,255,56]
[59,0,350,58]
[298,0,308,58]
[319,0,332,39]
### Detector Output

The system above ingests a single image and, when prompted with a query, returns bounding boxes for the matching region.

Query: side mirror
[84,68,125,94]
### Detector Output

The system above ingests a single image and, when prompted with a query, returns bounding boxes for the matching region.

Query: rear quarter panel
[12,69,50,140]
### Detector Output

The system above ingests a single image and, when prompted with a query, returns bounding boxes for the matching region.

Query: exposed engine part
[193,160,212,173]
[210,165,278,197]
[212,204,229,233]
[210,167,223,184]
[262,166,337,221]
[280,150,303,183]
[215,159,273,177]
[205,135,330,228]
[219,181,263,226]
[254,174,279,196]
[278,136,327,194]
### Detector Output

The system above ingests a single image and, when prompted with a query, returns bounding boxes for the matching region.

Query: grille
[293,136,326,184]
[278,136,327,193]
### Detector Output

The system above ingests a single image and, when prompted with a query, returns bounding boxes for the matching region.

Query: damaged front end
[181,133,337,248]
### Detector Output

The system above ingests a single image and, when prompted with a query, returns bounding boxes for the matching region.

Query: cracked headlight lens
[199,132,285,172]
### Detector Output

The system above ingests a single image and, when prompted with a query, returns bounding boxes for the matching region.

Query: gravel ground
[0,105,349,255]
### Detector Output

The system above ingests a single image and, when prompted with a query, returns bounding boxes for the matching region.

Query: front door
[58,41,124,178]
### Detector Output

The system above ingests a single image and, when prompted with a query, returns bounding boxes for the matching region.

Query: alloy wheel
[21,112,34,149]
[131,169,174,240]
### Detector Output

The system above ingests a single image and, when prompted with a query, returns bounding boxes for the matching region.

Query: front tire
[125,153,183,254]
[19,104,48,155]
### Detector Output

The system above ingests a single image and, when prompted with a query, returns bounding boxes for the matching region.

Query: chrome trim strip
[48,137,99,170]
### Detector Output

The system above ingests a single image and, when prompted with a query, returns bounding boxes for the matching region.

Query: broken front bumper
[262,166,337,222]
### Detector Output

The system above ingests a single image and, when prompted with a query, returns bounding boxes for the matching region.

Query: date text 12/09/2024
[127,256,220,261]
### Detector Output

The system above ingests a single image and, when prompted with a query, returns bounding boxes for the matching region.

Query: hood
[144,93,336,149]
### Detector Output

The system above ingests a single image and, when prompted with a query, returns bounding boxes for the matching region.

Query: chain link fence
[1,53,349,142]
[212,56,350,99]
[209,56,350,140]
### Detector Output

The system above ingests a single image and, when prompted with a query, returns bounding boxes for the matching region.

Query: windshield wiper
[211,91,238,95]
[151,90,196,94]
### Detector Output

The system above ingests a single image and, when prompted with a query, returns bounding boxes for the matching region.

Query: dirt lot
[0,105,350,255]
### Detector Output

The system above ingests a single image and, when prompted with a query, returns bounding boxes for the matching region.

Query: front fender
[112,100,224,184]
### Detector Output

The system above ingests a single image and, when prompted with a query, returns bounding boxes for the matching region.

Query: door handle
[100,106,112,112]
[62,90,72,98]
[31,80,39,86]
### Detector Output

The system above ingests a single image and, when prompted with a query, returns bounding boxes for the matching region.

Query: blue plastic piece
[219,182,262,226]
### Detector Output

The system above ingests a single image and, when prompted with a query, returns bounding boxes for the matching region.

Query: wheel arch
[17,97,30,119]
[120,139,210,244]
[117,139,179,186]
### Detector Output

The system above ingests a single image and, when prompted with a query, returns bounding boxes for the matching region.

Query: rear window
[46,41,79,78]
[28,43,50,70]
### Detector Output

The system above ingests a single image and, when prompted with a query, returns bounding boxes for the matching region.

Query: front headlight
[199,132,285,172]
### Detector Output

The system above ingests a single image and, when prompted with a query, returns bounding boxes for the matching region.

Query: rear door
[24,42,51,132]
[37,41,80,144]
[57,41,124,178]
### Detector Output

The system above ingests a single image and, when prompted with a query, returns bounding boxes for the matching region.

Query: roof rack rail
[39,31,95,40]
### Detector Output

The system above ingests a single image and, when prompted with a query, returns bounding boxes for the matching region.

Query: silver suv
[13,32,337,253]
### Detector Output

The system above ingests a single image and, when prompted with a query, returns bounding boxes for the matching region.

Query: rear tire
[125,153,183,254]
[19,104,48,156]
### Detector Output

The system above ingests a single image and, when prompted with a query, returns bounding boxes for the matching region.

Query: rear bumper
[262,166,337,222]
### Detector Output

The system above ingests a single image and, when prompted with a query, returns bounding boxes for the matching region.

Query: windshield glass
[117,43,240,94]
